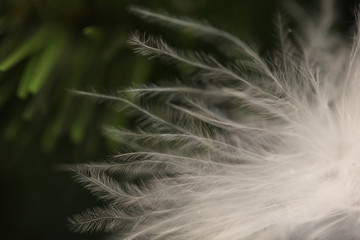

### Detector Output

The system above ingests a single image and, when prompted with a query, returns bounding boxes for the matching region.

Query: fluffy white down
[70,2,360,239]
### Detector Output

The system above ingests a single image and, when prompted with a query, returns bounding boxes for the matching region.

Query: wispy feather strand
[69,2,360,239]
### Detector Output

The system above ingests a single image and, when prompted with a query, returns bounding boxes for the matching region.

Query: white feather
[70,2,360,239]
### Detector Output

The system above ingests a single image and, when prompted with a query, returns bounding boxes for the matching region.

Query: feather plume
[70,2,360,239]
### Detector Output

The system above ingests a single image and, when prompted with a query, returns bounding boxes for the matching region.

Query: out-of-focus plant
[0,0,153,154]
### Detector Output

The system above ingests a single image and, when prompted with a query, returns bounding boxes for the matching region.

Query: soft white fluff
[70,2,360,239]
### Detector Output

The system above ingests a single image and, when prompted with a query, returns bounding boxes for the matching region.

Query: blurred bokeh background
[0,0,358,239]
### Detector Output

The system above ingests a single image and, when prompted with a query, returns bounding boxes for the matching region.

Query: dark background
[0,0,359,239]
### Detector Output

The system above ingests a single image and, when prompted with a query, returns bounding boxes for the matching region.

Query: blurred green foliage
[1,0,356,239]
[1,0,138,154]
